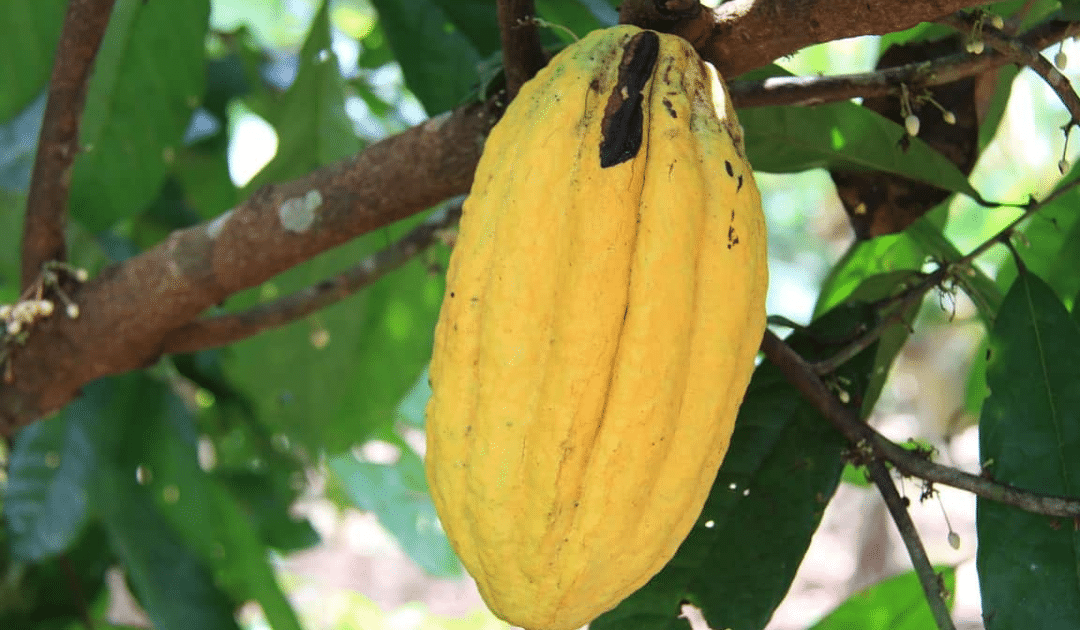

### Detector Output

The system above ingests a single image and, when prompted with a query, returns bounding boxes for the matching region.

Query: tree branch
[761,330,1080,518]
[729,19,1080,108]
[21,0,117,290]
[0,100,498,433]
[158,201,462,355]
[497,0,547,99]
[866,459,956,630]
[940,12,1080,127]
[620,0,998,78]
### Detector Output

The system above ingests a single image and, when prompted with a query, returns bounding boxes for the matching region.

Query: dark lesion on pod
[599,31,660,168]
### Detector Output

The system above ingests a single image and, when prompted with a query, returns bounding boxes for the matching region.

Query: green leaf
[595,306,874,630]
[536,0,617,39]
[222,215,447,454]
[76,375,241,630]
[740,102,985,202]
[816,233,925,317]
[977,65,1019,149]
[977,272,1080,630]
[810,568,956,630]
[245,0,361,190]
[369,0,482,114]
[4,414,94,562]
[133,390,305,630]
[0,0,66,122]
[330,447,461,577]
[427,0,500,56]
[70,0,209,231]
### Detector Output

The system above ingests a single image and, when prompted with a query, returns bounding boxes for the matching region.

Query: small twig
[761,330,1080,518]
[866,459,956,630]
[728,19,1080,108]
[158,201,462,355]
[811,280,924,375]
[496,0,547,100]
[940,12,1080,127]
[21,0,117,291]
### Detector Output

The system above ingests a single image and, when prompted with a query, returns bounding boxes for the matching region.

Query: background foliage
[2,0,1080,629]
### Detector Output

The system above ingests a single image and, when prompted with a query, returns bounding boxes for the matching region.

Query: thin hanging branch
[21,0,117,290]
[867,459,956,630]
[159,201,462,355]
[761,330,1080,518]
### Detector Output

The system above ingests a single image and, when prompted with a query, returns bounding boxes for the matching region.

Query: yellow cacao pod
[426,25,768,630]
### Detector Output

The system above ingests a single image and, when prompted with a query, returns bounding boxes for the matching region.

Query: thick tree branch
[0,100,498,433]
[497,0,546,99]
[158,201,462,355]
[620,0,996,78]
[21,0,117,290]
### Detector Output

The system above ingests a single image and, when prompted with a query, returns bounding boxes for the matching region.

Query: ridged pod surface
[425,25,768,630]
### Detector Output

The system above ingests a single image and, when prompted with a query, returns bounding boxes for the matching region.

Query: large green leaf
[0,524,114,629]
[428,0,501,56]
[977,272,1080,630]
[70,0,209,231]
[810,568,956,630]
[740,101,984,202]
[594,306,874,630]
[222,215,448,454]
[0,0,66,123]
[369,0,482,114]
[75,375,242,630]
[246,0,362,190]
[330,445,461,577]
[4,414,94,562]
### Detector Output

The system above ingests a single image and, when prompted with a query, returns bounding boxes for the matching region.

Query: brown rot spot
[599,31,660,168]
[737,174,744,191]
[725,160,734,177]
[727,226,739,249]
[589,78,601,92]
[730,209,735,220]
[662,97,677,118]
[449,292,455,297]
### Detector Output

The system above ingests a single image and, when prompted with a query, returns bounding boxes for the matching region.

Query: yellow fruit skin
[425,25,768,630]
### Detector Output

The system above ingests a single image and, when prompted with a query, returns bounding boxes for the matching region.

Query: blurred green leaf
[71,0,209,231]
[977,272,1080,630]
[222,215,447,454]
[0,0,66,123]
[0,524,114,630]
[0,190,24,303]
[369,0,482,114]
[810,568,956,630]
[816,233,924,317]
[595,306,873,630]
[536,0,618,40]
[740,102,985,202]
[977,65,1018,149]
[428,0,500,56]
[77,375,242,630]
[330,446,461,577]
[4,414,94,562]
[247,0,361,190]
